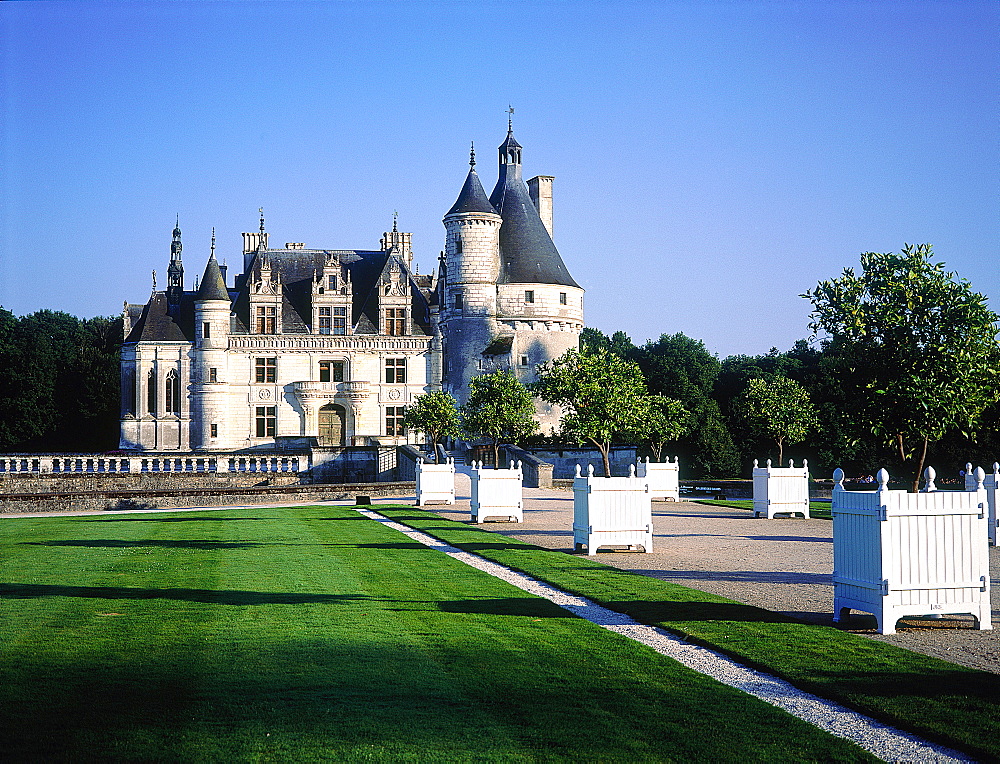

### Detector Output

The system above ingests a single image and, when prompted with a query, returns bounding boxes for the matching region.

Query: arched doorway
[318,403,346,446]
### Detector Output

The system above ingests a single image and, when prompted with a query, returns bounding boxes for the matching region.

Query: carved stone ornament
[258,388,272,400]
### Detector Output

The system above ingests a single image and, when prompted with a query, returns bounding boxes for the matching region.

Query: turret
[190,231,231,449]
[166,216,184,311]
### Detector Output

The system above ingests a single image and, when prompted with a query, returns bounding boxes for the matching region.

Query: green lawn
[693,499,833,519]
[0,506,875,762]
[380,506,1000,762]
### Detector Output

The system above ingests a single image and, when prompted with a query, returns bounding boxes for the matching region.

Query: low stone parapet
[0,481,414,514]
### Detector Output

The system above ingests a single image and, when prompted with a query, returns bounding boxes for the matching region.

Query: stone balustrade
[0,453,302,475]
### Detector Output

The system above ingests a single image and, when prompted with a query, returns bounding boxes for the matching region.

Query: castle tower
[441,144,503,405]
[189,233,232,450]
[489,124,584,432]
[441,128,585,433]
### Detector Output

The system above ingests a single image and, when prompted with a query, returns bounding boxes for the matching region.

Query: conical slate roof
[489,130,579,288]
[446,167,498,216]
[196,255,229,301]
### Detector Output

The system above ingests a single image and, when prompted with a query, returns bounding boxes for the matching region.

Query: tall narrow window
[123,368,136,415]
[319,361,345,383]
[385,358,406,384]
[203,322,211,339]
[165,369,180,415]
[455,238,463,254]
[453,292,464,310]
[385,407,406,436]
[255,357,277,383]
[318,307,332,334]
[146,369,157,415]
[210,423,218,438]
[559,292,567,305]
[385,308,406,336]
[209,367,218,383]
[333,306,347,335]
[255,406,276,437]
[524,290,534,303]
[328,274,337,291]
[255,305,277,334]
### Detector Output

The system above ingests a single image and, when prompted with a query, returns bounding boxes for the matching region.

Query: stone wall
[0,471,300,495]
[0,481,414,514]
[521,446,638,479]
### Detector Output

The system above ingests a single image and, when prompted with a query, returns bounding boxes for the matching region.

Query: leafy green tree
[643,395,690,462]
[460,370,538,468]
[804,244,1000,491]
[403,390,460,463]
[580,327,636,358]
[532,348,648,477]
[632,333,740,477]
[735,377,818,467]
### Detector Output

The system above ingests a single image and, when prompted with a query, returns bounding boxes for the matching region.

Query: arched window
[146,369,157,415]
[165,369,180,415]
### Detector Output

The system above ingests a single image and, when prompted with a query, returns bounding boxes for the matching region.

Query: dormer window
[385,308,406,336]
[256,305,277,334]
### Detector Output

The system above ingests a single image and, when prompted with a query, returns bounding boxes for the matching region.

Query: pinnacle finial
[259,207,265,235]
[470,141,476,168]
[393,210,398,232]
[507,104,514,131]
[210,227,216,259]
[151,269,157,293]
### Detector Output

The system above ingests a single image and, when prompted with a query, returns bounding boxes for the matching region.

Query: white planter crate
[964,462,999,546]
[752,459,810,518]
[832,466,992,635]
[573,464,652,555]
[470,461,524,523]
[637,457,679,501]
[415,458,455,506]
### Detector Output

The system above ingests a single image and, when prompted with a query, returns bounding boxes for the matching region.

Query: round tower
[441,145,503,405]
[190,234,232,450]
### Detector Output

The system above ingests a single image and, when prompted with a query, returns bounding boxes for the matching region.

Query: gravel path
[429,468,1000,676]
[357,505,973,763]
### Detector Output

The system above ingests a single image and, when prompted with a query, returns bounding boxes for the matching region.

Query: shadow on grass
[24,539,266,550]
[71,516,273,523]
[634,569,833,586]
[0,583,367,606]
[601,598,799,624]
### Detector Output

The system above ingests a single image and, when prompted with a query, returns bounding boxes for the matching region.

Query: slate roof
[129,245,434,343]
[488,131,580,288]
[446,167,498,216]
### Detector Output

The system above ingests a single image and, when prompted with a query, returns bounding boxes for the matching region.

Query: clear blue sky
[1,0,996,358]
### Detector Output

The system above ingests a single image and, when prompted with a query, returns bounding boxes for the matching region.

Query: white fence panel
[832,466,992,634]
[415,458,455,506]
[636,457,679,501]
[752,459,810,518]
[965,462,999,546]
[470,461,523,523]
[573,464,652,555]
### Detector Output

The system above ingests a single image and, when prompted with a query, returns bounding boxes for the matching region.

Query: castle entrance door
[318,404,346,446]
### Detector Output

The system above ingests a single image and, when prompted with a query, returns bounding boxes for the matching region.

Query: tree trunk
[588,438,611,477]
[431,437,440,464]
[492,440,500,469]
[911,435,929,493]
[652,442,663,462]
[776,436,784,467]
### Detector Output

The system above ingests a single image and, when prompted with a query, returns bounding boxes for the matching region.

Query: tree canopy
[402,390,460,463]
[460,370,537,468]
[735,376,818,467]
[642,395,690,462]
[532,348,647,477]
[803,244,1000,490]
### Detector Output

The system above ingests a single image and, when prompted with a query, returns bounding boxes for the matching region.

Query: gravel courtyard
[428,468,1000,676]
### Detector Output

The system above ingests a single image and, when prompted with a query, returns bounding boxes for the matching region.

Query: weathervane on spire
[393,210,398,232]
[259,207,265,235]
[507,105,514,131]
[470,141,476,168]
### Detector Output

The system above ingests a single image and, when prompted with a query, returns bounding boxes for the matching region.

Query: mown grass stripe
[378,506,1000,763]
[0,506,875,762]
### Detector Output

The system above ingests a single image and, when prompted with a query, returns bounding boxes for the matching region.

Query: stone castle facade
[120,127,583,451]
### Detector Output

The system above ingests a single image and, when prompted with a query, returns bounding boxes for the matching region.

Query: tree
[632,333,740,477]
[403,390,460,463]
[642,395,690,462]
[804,244,1000,491]
[460,370,538,467]
[735,377,818,467]
[532,348,648,477]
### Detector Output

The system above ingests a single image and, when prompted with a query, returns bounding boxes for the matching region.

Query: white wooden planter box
[470,461,524,523]
[573,464,652,555]
[637,457,679,501]
[752,459,810,518]
[832,466,992,634]
[415,458,455,506]
[965,462,999,546]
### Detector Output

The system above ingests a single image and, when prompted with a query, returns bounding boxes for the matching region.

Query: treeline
[579,328,1000,481]
[0,308,122,453]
